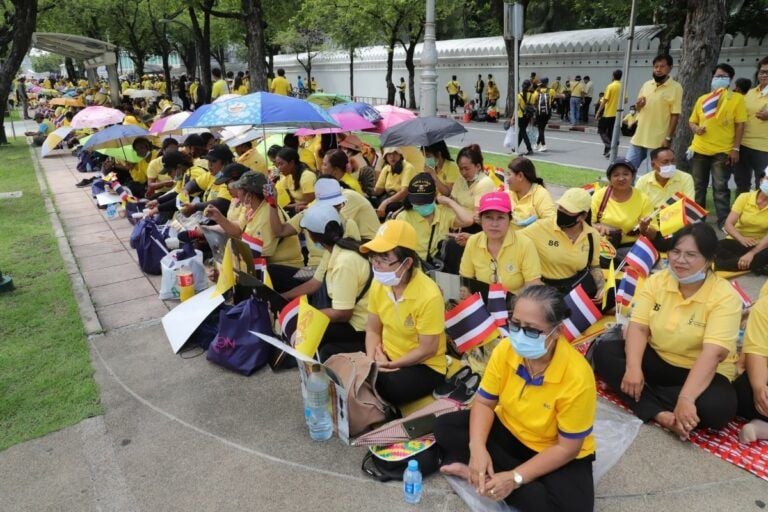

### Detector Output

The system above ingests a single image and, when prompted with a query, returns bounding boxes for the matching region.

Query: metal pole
[513,35,519,152]
[419,0,437,117]
[609,0,637,163]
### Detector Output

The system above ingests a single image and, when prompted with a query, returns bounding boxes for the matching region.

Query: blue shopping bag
[206,297,273,376]
[130,218,168,275]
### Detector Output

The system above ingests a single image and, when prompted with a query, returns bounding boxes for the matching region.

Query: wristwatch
[512,470,524,487]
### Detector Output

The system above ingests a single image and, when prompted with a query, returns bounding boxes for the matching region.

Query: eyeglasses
[758,70,768,76]
[370,254,400,268]
[507,320,551,339]
[668,248,704,262]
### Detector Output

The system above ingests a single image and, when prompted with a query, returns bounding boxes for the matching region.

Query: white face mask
[373,261,406,287]
[658,164,676,178]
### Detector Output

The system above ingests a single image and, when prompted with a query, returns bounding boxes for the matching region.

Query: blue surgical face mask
[760,180,768,195]
[668,264,708,285]
[711,76,730,91]
[413,202,436,217]
[509,325,557,360]
[515,214,538,227]
[425,157,437,169]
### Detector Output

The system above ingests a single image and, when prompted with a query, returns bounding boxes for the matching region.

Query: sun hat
[360,220,418,253]
[314,178,346,207]
[382,147,401,158]
[478,191,512,214]
[339,134,363,151]
[300,203,342,235]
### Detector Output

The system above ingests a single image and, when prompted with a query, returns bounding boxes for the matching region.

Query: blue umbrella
[81,124,151,151]
[178,104,212,130]
[328,102,383,123]
[180,92,339,129]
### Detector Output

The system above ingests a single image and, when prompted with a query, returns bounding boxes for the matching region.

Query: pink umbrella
[366,105,417,133]
[70,106,125,129]
[148,111,192,135]
[294,111,375,135]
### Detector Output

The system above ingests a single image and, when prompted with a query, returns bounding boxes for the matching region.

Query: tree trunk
[189,6,213,103]
[349,47,355,98]
[213,46,227,77]
[132,53,146,80]
[672,0,728,170]
[405,44,416,109]
[242,0,268,92]
[175,42,197,81]
[162,51,173,99]
[385,44,396,105]
[64,57,77,80]
[0,0,37,144]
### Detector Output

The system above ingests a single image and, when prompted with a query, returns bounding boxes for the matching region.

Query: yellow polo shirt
[522,218,600,280]
[395,205,457,261]
[478,338,596,458]
[631,78,683,149]
[227,198,247,228]
[690,90,747,156]
[570,81,584,98]
[146,155,167,181]
[211,79,229,100]
[270,76,292,96]
[591,187,654,245]
[375,161,416,195]
[509,183,556,228]
[635,171,695,208]
[741,87,768,152]
[602,80,621,118]
[437,160,460,187]
[339,189,380,240]
[299,147,318,171]
[446,81,460,95]
[451,175,496,211]
[290,209,361,267]
[202,181,232,203]
[367,269,447,374]
[730,191,768,240]
[743,295,768,362]
[340,172,363,194]
[460,229,541,294]
[237,147,268,174]
[173,165,209,196]
[243,203,303,268]
[280,168,317,203]
[312,245,370,331]
[631,270,741,380]
[129,150,158,184]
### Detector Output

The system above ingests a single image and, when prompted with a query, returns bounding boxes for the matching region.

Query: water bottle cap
[407,459,418,470]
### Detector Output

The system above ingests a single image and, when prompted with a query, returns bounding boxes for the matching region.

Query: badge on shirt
[404,314,414,328]
[507,263,516,273]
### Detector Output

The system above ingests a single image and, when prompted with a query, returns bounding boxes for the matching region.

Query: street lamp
[419,0,437,117]
[158,18,202,80]
[609,0,638,163]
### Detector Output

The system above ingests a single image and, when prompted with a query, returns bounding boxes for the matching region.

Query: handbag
[131,218,169,275]
[361,437,443,482]
[158,245,208,300]
[595,186,623,248]
[206,297,273,376]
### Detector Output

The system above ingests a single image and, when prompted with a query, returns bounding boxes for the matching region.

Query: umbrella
[81,124,150,151]
[327,102,382,123]
[213,93,241,103]
[96,145,142,163]
[124,88,159,99]
[380,116,467,147]
[39,88,61,97]
[294,111,375,135]
[40,127,74,158]
[148,111,192,135]
[367,105,417,133]
[71,106,125,129]
[306,93,350,108]
[49,97,85,107]
[180,92,338,130]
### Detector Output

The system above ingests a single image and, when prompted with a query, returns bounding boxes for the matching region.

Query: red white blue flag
[486,283,508,327]
[730,280,753,309]
[624,236,659,277]
[242,232,264,257]
[277,296,300,342]
[683,197,708,223]
[445,293,497,353]
[562,285,603,342]
[702,89,723,119]
[616,267,640,307]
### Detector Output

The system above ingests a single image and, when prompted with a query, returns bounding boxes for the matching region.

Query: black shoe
[525,149,534,156]
[448,373,481,404]
[433,366,472,399]
[75,177,96,188]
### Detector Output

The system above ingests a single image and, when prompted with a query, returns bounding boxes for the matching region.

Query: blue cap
[407,460,419,470]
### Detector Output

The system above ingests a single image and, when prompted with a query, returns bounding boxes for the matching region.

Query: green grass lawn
[356,133,603,188]
[0,139,101,451]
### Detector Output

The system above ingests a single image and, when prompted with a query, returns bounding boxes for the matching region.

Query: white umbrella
[124,88,159,99]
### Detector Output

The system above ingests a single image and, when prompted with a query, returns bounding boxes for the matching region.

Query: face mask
[313,242,325,250]
[711,76,730,90]
[373,261,406,287]
[652,73,667,84]
[629,109,636,115]
[658,164,676,178]
[760,181,768,195]
[509,325,556,360]
[515,214,537,227]
[413,202,436,217]
[425,157,437,169]
[556,210,581,229]
[668,264,708,285]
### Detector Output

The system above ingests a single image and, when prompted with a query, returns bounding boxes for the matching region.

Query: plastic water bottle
[106,203,117,219]
[305,364,333,441]
[403,459,423,504]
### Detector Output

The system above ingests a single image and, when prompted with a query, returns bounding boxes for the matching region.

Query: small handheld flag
[731,280,753,309]
[616,267,640,308]
[277,297,300,342]
[623,236,659,277]
[242,232,264,258]
[562,285,603,342]
[603,259,616,310]
[486,283,508,327]
[445,293,498,354]
[294,296,330,357]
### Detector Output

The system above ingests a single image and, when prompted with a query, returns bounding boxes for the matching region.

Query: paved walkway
[1,147,767,511]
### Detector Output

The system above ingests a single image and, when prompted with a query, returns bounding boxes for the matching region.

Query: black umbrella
[379,116,467,147]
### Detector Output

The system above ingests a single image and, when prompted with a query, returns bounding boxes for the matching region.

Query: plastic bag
[159,248,208,300]
[503,127,515,152]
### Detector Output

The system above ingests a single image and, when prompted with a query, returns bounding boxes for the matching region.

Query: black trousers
[399,91,406,108]
[593,337,737,427]
[517,117,533,152]
[434,410,595,512]
[536,114,549,145]
[266,264,305,294]
[375,364,444,406]
[734,373,768,421]
[715,238,768,273]
[318,322,366,362]
[581,97,592,123]
[449,94,459,113]
[597,117,616,154]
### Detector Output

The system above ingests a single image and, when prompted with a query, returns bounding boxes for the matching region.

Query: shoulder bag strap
[596,186,612,224]
[425,223,437,264]
[585,232,595,273]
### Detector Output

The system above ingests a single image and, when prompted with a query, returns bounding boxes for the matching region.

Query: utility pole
[419,0,437,116]
[609,0,638,163]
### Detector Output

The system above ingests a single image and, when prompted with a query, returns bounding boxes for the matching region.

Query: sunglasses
[507,320,552,339]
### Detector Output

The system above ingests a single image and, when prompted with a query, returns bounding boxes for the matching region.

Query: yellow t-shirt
[312,245,370,332]
[631,270,742,380]
[730,191,768,240]
[227,199,247,229]
[743,294,768,362]
[460,229,541,294]
[367,269,447,374]
[635,171,695,208]
[203,181,232,203]
[173,165,209,196]
[602,80,621,118]
[235,85,248,95]
[395,205,457,261]
[237,147,268,174]
[339,189,380,240]
[242,203,303,268]
[690,90,748,156]
[299,146,318,171]
[270,76,292,96]
[742,87,768,152]
[375,161,416,195]
[631,78,683,149]
[446,81,460,95]
[450,174,496,211]
[145,155,166,181]
[280,168,317,203]
[129,150,158,184]
[522,218,600,280]
[509,183,556,227]
[437,160,460,187]
[570,81,584,98]
[211,79,230,100]
[189,83,199,103]
[478,338,596,458]
[340,172,363,194]
[591,187,654,245]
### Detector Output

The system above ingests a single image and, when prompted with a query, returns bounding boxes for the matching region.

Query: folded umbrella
[70,106,125,129]
[328,102,382,123]
[367,105,417,134]
[40,126,74,158]
[81,124,150,151]
[380,116,467,148]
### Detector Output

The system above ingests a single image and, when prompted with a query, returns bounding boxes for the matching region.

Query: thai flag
[582,182,600,196]
[624,236,659,277]
[277,297,300,342]
[242,232,263,257]
[683,197,707,223]
[702,89,722,119]
[562,285,603,342]
[664,192,687,207]
[486,283,508,327]
[730,280,753,309]
[445,293,498,354]
[616,267,640,307]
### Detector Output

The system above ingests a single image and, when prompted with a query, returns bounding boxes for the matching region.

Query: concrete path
[1,148,767,511]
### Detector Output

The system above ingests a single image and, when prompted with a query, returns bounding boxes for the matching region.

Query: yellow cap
[556,188,592,214]
[360,220,417,253]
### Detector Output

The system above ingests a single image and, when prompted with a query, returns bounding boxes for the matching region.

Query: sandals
[448,373,481,404]
[433,366,474,399]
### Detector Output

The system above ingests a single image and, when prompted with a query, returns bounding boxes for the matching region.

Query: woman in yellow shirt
[233,75,248,95]
[361,220,447,406]
[735,293,768,443]
[734,56,768,195]
[372,147,415,218]
[716,176,768,272]
[320,149,363,194]
[594,223,740,439]
[275,146,316,212]
[436,285,596,511]
[422,140,460,196]
[506,156,555,228]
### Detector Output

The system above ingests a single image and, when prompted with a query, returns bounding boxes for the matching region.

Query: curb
[434,112,599,134]
[28,144,105,336]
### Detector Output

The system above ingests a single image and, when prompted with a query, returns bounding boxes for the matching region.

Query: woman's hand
[146,199,158,209]
[638,216,652,236]
[468,445,495,494]
[483,471,519,501]
[203,205,223,223]
[452,232,470,247]
[621,366,645,402]
[673,396,700,437]
[594,224,611,237]
[373,344,396,371]
[754,385,768,418]
[756,110,768,121]
[738,251,755,270]
[376,201,388,218]
[739,236,759,248]
[180,203,197,217]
